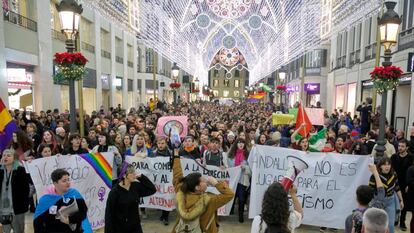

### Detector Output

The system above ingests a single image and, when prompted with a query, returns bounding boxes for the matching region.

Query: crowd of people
[0,98,414,233]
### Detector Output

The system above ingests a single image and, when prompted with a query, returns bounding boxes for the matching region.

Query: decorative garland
[170,82,181,89]
[276,85,287,94]
[53,52,88,82]
[8,89,21,96]
[369,66,403,94]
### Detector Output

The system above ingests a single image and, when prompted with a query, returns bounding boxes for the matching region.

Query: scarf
[97,145,109,152]
[184,146,195,153]
[235,149,245,166]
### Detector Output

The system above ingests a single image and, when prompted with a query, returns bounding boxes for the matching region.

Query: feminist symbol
[98,187,106,202]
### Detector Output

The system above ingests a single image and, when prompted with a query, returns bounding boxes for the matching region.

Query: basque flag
[0,98,17,153]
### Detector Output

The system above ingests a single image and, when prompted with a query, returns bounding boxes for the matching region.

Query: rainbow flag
[248,92,266,99]
[79,152,113,188]
[0,98,17,153]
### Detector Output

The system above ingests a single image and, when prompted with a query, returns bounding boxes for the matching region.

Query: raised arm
[208,176,235,209]
[173,149,184,193]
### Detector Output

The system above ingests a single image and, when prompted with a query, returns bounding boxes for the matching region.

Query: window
[223,90,229,97]
[234,79,240,87]
[81,18,93,44]
[234,91,240,97]
[214,70,218,77]
[235,70,240,77]
[213,90,219,97]
[224,80,230,87]
[213,79,219,87]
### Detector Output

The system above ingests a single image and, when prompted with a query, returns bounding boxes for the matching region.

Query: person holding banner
[172,149,234,233]
[250,183,302,233]
[34,168,91,233]
[126,132,152,158]
[226,138,251,223]
[104,162,156,233]
[0,149,30,233]
[369,157,404,233]
[153,136,173,225]
[179,136,202,161]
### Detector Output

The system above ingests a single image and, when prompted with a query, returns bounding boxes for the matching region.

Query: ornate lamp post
[278,66,287,105]
[171,62,180,105]
[375,1,402,158]
[56,0,83,133]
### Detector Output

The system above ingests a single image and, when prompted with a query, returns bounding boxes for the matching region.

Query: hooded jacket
[171,158,234,233]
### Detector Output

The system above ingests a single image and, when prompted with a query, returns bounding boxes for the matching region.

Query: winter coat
[104,175,156,233]
[0,166,30,215]
[171,158,234,233]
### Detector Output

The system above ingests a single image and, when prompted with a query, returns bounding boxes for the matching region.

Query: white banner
[26,153,114,230]
[126,157,241,216]
[248,145,372,229]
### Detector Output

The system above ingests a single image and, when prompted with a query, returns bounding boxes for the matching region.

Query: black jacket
[0,166,30,215]
[62,147,88,155]
[34,196,88,233]
[179,147,201,160]
[105,175,156,233]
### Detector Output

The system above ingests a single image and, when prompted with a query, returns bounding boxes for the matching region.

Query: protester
[406,162,414,232]
[179,136,202,161]
[203,137,225,167]
[9,129,34,161]
[250,183,303,233]
[172,148,234,233]
[362,208,389,233]
[62,133,88,155]
[34,168,91,233]
[126,132,152,158]
[0,149,30,233]
[104,163,156,233]
[226,138,251,223]
[92,132,122,183]
[369,157,404,233]
[391,139,414,231]
[152,136,172,225]
[356,98,373,135]
[37,144,53,158]
[41,130,62,155]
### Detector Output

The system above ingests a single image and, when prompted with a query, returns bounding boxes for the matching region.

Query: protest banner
[26,153,114,230]
[288,108,298,120]
[272,113,295,125]
[156,116,188,138]
[126,157,241,216]
[248,145,372,229]
[305,108,325,125]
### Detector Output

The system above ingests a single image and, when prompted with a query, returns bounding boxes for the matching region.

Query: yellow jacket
[172,158,234,233]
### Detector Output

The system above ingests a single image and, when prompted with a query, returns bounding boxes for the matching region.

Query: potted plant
[369,65,403,94]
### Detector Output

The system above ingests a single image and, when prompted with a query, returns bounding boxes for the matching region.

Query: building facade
[0,0,178,114]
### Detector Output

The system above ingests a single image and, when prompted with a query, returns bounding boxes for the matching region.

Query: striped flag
[0,98,18,152]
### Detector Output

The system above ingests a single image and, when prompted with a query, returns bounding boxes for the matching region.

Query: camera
[0,214,13,225]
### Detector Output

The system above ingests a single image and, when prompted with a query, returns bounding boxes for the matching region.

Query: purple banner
[304,83,320,94]
[286,86,299,93]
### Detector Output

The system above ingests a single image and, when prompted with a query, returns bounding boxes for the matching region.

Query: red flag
[295,103,312,137]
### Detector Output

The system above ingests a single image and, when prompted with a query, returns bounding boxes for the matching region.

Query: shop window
[223,90,229,97]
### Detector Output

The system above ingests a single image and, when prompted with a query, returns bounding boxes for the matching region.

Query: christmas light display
[78,0,382,83]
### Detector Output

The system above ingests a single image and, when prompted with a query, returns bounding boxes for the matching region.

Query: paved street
[17,210,411,233]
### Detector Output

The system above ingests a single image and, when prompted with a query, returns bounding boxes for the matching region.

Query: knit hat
[227,131,235,138]
[271,132,281,142]
[351,130,359,139]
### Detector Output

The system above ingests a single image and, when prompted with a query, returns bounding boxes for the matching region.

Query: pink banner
[156,116,188,138]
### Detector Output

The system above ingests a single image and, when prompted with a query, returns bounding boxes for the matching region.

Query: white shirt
[250,210,302,233]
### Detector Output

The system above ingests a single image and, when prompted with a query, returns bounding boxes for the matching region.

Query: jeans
[2,213,25,233]
[384,195,397,233]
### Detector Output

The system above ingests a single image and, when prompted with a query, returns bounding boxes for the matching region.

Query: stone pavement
[14,210,412,233]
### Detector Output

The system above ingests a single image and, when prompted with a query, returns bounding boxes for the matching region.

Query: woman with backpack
[172,149,234,233]
[250,183,303,233]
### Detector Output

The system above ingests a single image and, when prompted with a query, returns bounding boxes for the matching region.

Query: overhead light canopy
[56,0,83,41]
[378,1,402,50]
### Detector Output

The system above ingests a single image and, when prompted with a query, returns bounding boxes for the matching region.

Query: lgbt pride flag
[79,152,113,188]
[0,99,17,152]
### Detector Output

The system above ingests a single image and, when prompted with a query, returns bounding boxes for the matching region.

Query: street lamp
[279,66,287,81]
[56,0,83,134]
[171,62,180,105]
[375,1,402,158]
[172,63,179,79]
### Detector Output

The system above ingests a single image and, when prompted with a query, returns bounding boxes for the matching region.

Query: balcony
[349,52,355,67]
[3,8,37,32]
[51,29,66,42]
[355,49,361,63]
[398,27,414,51]
[336,55,346,69]
[127,61,133,68]
[116,56,123,64]
[81,42,95,53]
[101,50,111,59]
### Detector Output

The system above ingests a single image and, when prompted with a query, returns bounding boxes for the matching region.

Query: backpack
[175,191,213,233]
[175,215,215,233]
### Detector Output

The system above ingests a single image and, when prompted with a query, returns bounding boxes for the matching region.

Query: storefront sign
[399,75,411,85]
[304,83,320,94]
[362,80,373,88]
[286,86,299,93]
[7,68,32,84]
[408,53,414,72]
